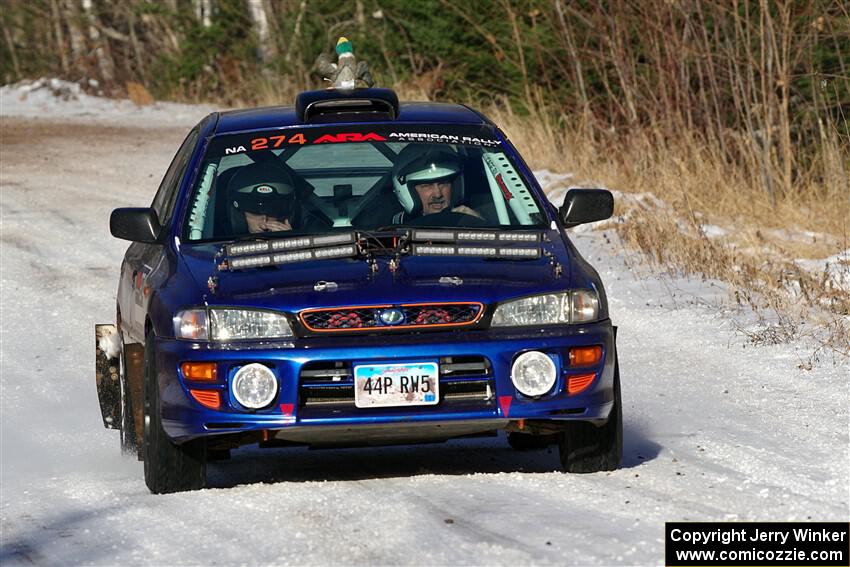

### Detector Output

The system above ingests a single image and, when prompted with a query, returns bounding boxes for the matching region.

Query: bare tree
[247,0,276,65]
[81,0,115,83]
[62,0,85,67]
[1,16,21,80]
[50,0,69,73]
[194,0,212,28]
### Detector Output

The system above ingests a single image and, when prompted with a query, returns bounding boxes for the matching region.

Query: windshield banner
[207,124,501,158]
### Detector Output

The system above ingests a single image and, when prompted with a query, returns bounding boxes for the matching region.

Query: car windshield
[183,125,548,242]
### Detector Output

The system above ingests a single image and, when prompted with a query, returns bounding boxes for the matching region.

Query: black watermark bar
[666,522,849,566]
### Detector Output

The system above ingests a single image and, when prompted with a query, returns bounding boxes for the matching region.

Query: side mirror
[558,189,614,228]
[110,208,162,243]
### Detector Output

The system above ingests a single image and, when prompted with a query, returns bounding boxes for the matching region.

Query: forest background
[2,0,848,358]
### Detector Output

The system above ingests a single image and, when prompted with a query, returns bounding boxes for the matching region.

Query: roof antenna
[315,37,375,89]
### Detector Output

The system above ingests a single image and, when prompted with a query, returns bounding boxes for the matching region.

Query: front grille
[440,355,491,378]
[299,303,483,332]
[298,356,494,414]
[300,361,351,382]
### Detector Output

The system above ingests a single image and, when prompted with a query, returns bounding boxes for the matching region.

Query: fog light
[511,351,557,397]
[231,363,278,409]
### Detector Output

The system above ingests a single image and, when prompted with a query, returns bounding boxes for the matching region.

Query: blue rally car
[94,88,621,493]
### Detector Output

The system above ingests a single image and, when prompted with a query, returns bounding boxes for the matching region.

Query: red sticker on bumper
[499,396,512,417]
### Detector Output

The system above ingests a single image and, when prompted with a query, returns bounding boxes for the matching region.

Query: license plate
[353,362,439,408]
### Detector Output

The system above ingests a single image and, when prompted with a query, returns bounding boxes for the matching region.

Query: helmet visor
[396,152,461,186]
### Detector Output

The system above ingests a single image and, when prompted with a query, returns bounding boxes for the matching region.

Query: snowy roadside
[0,78,215,129]
[1,87,847,566]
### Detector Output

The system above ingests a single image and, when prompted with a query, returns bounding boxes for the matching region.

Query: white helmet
[392,145,464,215]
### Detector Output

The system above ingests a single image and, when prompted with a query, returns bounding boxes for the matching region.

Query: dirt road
[1,116,847,566]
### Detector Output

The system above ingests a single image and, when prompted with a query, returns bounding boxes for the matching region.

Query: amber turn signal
[567,373,596,395]
[181,362,217,381]
[569,346,603,367]
[189,389,221,409]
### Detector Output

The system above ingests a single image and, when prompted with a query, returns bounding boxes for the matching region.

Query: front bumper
[152,321,616,443]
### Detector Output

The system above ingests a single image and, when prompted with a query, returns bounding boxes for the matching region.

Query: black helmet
[229,162,296,220]
[392,145,464,215]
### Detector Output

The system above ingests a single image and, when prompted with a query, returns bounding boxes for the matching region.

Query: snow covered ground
[1,84,848,565]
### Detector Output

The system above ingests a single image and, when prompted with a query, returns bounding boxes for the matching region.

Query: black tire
[558,356,623,473]
[143,331,206,494]
[118,337,138,455]
[507,432,556,451]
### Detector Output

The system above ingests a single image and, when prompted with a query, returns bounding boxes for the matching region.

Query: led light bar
[498,232,540,242]
[272,250,313,263]
[411,229,541,243]
[271,237,312,251]
[411,229,456,242]
[457,246,497,256]
[314,245,357,259]
[226,232,355,257]
[498,247,540,258]
[227,241,271,256]
[457,231,498,241]
[412,244,540,259]
[224,245,357,270]
[312,233,357,247]
[414,244,456,255]
[229,255,272,269]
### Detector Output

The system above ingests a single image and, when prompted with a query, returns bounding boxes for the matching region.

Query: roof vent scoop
[295,88,400,123]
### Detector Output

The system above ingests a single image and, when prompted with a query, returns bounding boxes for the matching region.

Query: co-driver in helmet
[391,145,481,224]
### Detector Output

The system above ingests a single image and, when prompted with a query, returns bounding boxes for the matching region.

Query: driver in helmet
[230,162,297,233]
[391,145,481,223]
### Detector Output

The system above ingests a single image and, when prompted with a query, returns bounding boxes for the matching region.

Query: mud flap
[95,324,121,429]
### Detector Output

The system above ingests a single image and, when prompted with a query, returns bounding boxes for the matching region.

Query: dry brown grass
[488,98,850,360]
[125,81,154,106]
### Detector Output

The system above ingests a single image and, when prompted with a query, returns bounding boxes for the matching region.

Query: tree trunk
[194,0,212,28]
[81,0,115,84]
[1,17,22,81]
[285,0,307,63]
[553,0,591,135]
[63,0,85,67]
[50,0,69,73]
[247,0,275,65]
[125,1,146,81]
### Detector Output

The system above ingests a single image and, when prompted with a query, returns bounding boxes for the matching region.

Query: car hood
[179,236,574,311]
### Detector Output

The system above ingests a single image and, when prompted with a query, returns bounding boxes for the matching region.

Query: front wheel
[142,331,206,494]
[558,355,623,473]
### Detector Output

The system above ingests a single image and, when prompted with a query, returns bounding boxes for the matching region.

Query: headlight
[231,363,278,409]
[491,290,599,326]
[174,309,293,340]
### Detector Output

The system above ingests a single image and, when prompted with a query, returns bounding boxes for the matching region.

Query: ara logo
[313,132,387,144]
[255,185,274,194]
[379,308,404,325]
